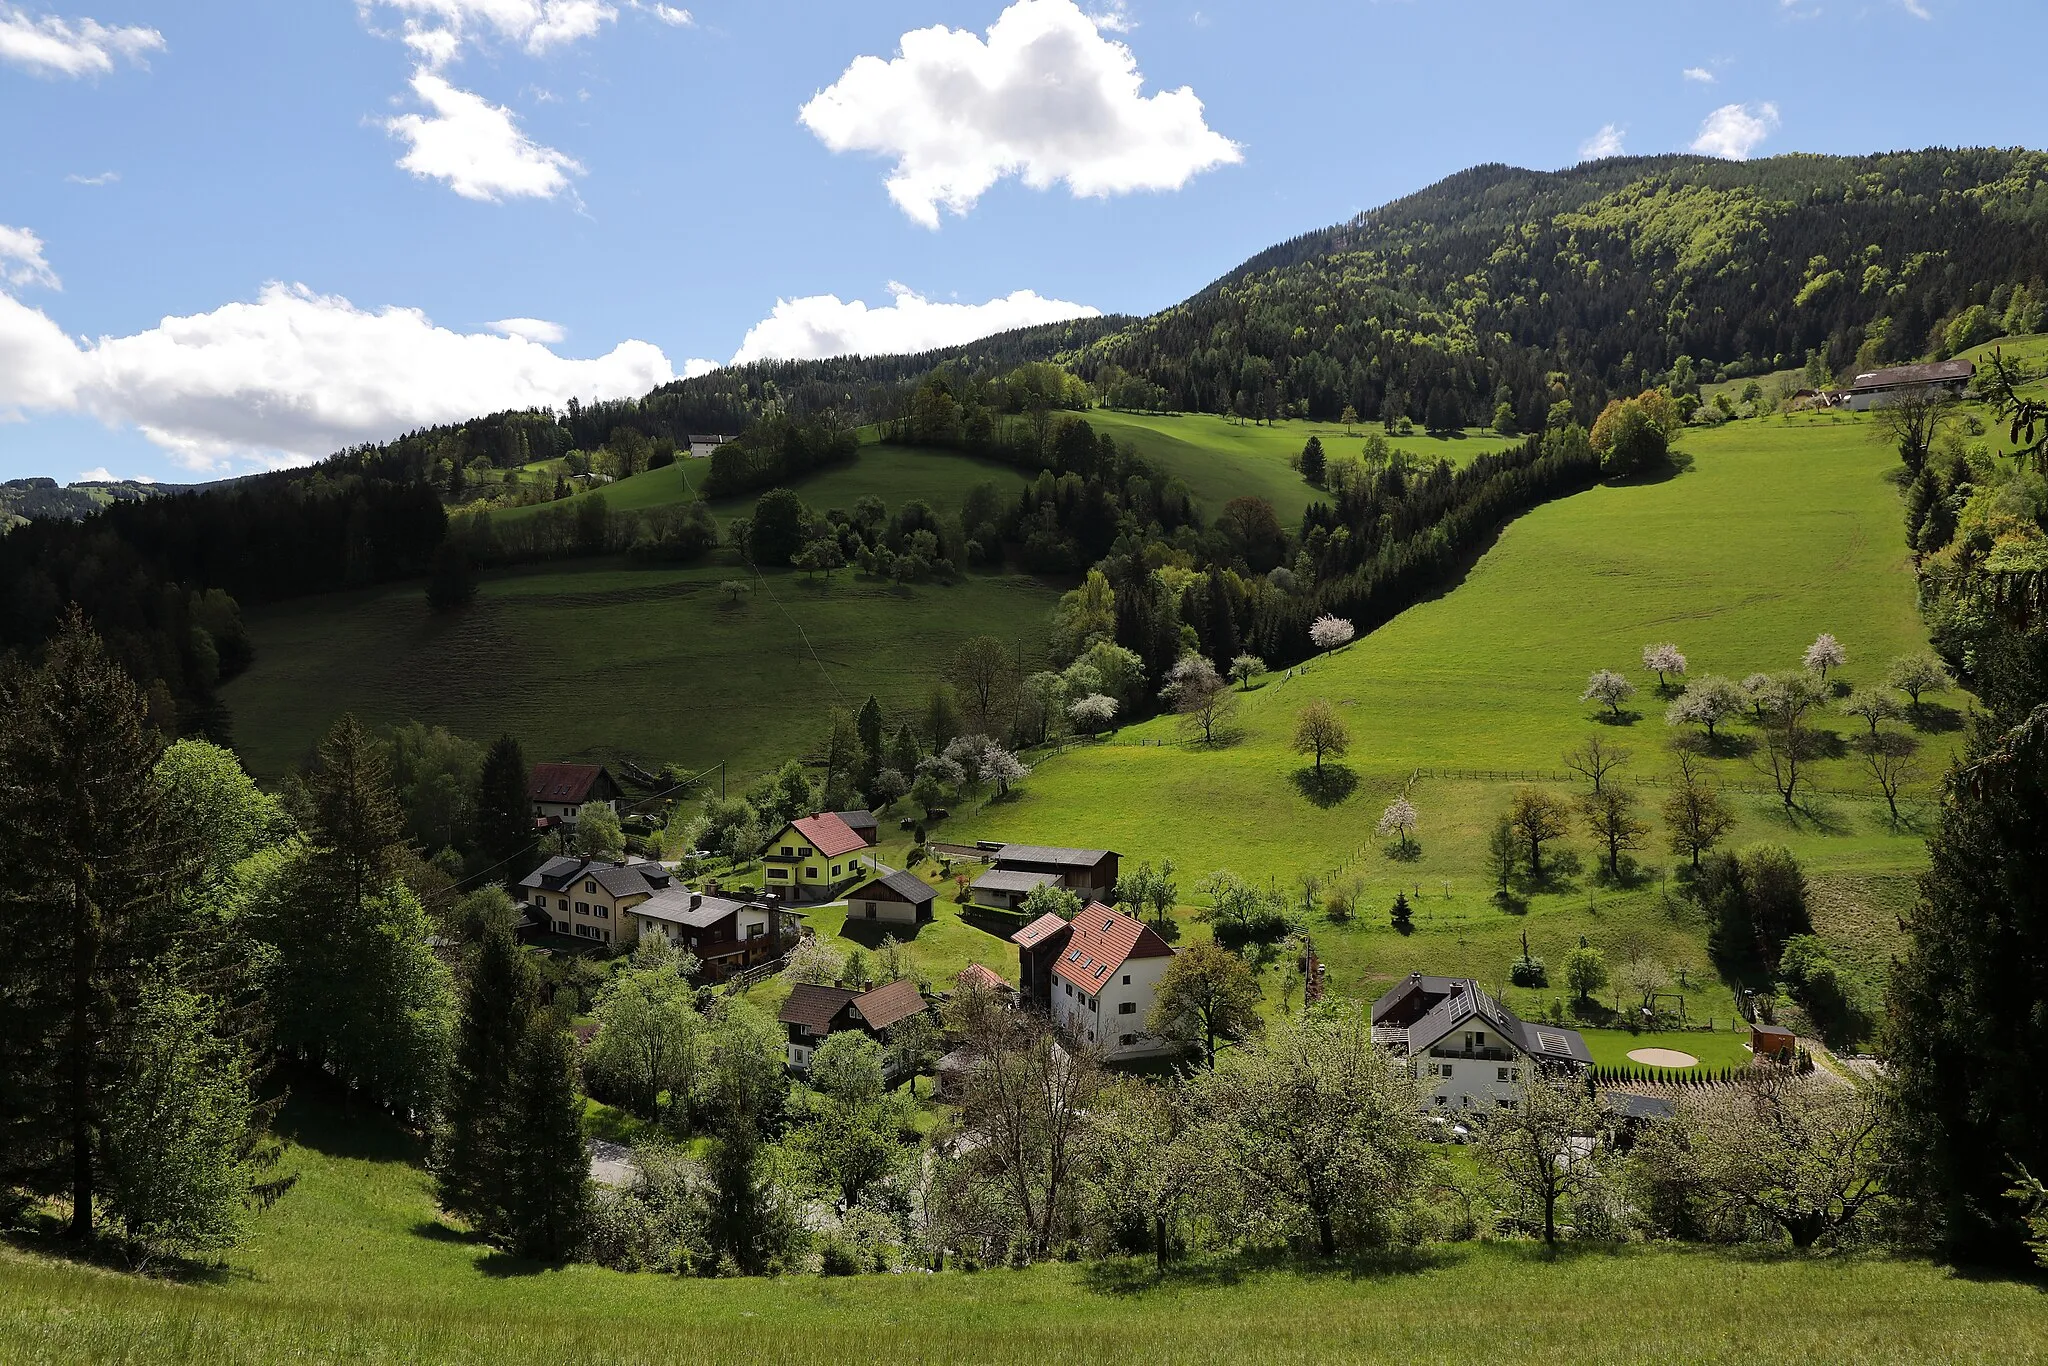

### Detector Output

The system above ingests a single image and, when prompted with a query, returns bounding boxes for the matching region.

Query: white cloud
[1691,101,1780,160]
[489,316,566,343]
[65,170,119,186]
[731,284,1100,363]
[0,281,671,471]
[1682,66,1714,83]
[72,466,149,484]
[0,225,60,290]
[682,357,719,378]
[0,5,163,77]
[799,0,1239,228]
[361,1,617,64]
[638,2,693,26]
[1578,124,1625,161]
[1088,1,1134,32]
[1900,0,1930,16]
[385,70,582,202]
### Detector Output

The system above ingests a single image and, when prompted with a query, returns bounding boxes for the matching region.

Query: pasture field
[937,411,1945,1024]
[219,561,1059,782]
[1085,409,1517,521]
[4,1095,2045,1366]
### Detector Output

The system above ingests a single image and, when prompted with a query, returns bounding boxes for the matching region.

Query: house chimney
[691,892,702,909]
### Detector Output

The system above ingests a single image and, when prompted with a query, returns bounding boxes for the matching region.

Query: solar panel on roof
[1537,1031,1569,1053]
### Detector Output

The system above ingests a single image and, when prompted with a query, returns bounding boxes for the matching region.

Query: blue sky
[0,0,2035,482]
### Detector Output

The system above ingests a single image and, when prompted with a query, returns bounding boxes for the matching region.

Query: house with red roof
[528,762,624,830]
[1011,901,1177,1061]
[760,811,873,903]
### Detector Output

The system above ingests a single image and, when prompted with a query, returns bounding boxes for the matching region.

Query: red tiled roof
[1011,911,1069,948]
[1051,902,1173,991]
[852,978,927,1032]
[791,812,866,859]
[529,762,602,803]
[957,963,1011,993]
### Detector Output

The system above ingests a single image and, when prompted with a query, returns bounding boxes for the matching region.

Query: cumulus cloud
[731,284,1100,364]
[681,357,719,378]
[0,280,671,471]
[799,0,1239,228]
[1579,124,1625,161]
[637,2,693,26]
[362,0,616,64]
[1691,102,1780,160]
[489,316,567,343]
[386,70,583,201]
[1682,66,1714,83]
[0,225,60,290]
[0,5,163,77]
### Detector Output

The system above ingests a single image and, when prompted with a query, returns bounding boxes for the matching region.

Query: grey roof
[519,856,669,899]
[1603,1093,1678,1122]
[627,887,754,929]
[834,809,880,832]
[972,868,1063,894]
[1370,974,1462,1022]
[994,844,1113,869]
[1397,978,1593,1067]
[855,870,936,905]
[1849,359,1974,389]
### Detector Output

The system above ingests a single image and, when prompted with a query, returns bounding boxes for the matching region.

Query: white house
[1370,974,1593,1112]
[1012,902,1176,1061]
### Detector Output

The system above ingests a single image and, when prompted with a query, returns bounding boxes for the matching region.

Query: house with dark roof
[528,762,624,829]
[1844,359,1974,411]
[517,855,784,975]
[1010,901,1176,1060]
[832,809,881,847]
[1371,973,1592,1112]
[845,869,937,927]
[761,812,872,903]
[970,843,1120,909]
[777,978,931,1073]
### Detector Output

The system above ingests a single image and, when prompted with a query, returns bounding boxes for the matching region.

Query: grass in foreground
[3,1096,2043,1366]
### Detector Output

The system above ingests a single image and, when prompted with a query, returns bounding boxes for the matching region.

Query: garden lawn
[219,560,1060,784]
[4,1095,2045,1366]
[1578,1028,1757,1072]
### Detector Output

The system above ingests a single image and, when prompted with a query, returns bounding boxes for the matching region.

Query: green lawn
[5,1095,2045,1365]
[220,561,1060,783]
[1086,409,1519,522]
[1577,1028,1757,1072]
[939,412,1947,1029]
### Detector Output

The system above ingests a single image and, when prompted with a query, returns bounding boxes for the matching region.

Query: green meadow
[941,411,1943,1020]
[5,1095,2044,1366]
[219,561,1058,782]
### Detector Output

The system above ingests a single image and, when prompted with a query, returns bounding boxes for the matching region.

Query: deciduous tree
[1149,943,1263,1068]
[1292,699,1351,777]
[1563,736,1630,793]
[1581,669,1637,718]
[1508,788,1573,879]
[1642,643,1688,691]
[1665,676,1743,741]
[1478,1072,1613,1244]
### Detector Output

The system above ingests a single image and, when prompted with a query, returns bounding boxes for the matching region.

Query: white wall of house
[850,894,920,926]
[1052,954,1174,1060]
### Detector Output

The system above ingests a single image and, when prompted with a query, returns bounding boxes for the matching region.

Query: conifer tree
[888,723,921,778]
[503,1016,589,1261]
[474,734,532,878]
[435,920,537,1238]
[0,613,175,1237]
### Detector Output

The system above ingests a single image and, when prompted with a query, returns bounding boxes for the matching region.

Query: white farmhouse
[1012,902,1176,1061]
[1370,974,1593,1112]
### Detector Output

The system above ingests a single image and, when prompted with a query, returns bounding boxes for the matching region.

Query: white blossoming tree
[1581,668,1637,718]
[1069,693,1119,736]
[1803,633,1847,682]
[1665,675,1744,741]
[980,743,1030,799]
[1309,615,1356,658]
[1642,642,1688,691]
[1376,797,1418,856]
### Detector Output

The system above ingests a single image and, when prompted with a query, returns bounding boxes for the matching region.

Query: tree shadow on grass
[476,1250,571,1278]
[1764,798,1852,838]
[837,917,930,950]
[1593,709,1642,727]
[1290,764,1359,807]
[1077,1245,1460,1299]
[412,1219,480,1245]
[1604,450,1694,488]
[1516,849,1583,898]
[1,1223,249,1285]
[1697,731,1758,760]
[1909,702,1965,734]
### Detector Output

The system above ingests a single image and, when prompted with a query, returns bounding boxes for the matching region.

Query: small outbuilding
[846,869,937,926]
[1752,1023,1797,1063]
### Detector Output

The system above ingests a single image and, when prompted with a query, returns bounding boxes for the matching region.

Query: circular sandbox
[1627,1047,1700,1069]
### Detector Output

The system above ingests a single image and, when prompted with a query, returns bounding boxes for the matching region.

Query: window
[594,906,608,919]
[1118,1001,1135,1015]
[1441,1063,1454,1079]
[558,898,568,911]
[865,905,876,920]
[1497,1099,1514,1109]
[555,920,569,934]
[805,867,818,879]
[781,845,794,857]
[584,880,596,893]
[1064,982,1073,997]
[1087,997,1097,1011]
[575,901,589,915]
[831,864,841,877]
[769,868,788,880]
[1120,1034,1138,1047]
[1122,974,1130,985]
[1497,1067,1511,1082]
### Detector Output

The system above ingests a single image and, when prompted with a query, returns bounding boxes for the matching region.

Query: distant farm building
[528,762,623,830]
[1843,360,1974,411]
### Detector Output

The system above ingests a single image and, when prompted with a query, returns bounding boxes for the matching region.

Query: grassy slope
[1085,410,1518,522]
[220,563,1058,782]
[939,410,1943,1024]
[4,1097,2044,1366]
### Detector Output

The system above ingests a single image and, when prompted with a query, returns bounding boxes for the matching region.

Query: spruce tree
[856,696,885,771]
[474,734,532,879]
[435,920,537,1238]
[888,723,921,778]
[1887,708,2048,1264]
[503,1016,589,1261]
[1390,893,1414,933]
[0,613,174,1237]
